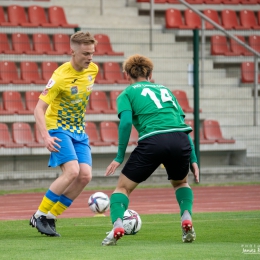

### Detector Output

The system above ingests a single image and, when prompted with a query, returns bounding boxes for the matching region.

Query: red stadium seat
[165,9,190,29]
[222,0,240,4]
[12,122,43,147]
[93,63,113,84]
[211,35,237,56]
[240,0,258,4]
[53,34,71,54]
[203,9,221,30]
[258,11,260,25]
[172,90,201,113]
[0,6,11,26]
[184,9,201,29]
[239,10,260,29]
[136,0,167,2]
[11,33,36,54]
[5,5,37,27]
[221,10,244,30]
[110,90,122,113]
[241,62,260,83]
[34,123,45,146]
[48,6,78,28]
[129,126,138,146]
[185,119,215,144]
[2,91,31,114]
[167,0,180,3]
[0,33,16,54]
[230,35,253,56]
[204,0,222,4]
[186,0,204,3]
[85,122,111,146]
[20,61,46,84]
[103,62,129,84]
[28,5,56,27]
[248,35,260,53]
[41,61,59,81]
[203,120,235,143]
[32,33,58,55]
[100,121,119,145]
[0,61,28,84]
[89,91,115,114]
[25,91,41,113]
[0,123,24,148]
[94,34,124,56]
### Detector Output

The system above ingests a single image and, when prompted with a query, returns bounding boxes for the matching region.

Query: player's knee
[79,171,92,185]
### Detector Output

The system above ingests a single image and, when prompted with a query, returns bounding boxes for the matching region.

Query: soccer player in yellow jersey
[29,31,98,236]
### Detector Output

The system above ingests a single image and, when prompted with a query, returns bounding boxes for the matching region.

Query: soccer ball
[123,209,142,235]
[88,192,110,214]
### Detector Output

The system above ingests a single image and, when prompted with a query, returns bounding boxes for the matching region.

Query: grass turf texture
[0,211,259,260]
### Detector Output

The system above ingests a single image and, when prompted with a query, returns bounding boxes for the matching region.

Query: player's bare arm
[34,99,61,152]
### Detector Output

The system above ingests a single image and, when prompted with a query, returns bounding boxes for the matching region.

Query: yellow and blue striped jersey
[39,61,98,133]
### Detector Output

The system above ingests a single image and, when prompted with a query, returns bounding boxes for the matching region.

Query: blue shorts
[48,129,92,168]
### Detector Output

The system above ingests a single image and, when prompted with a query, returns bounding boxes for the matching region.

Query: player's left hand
[190,162,199,183]
[105,160,121,176]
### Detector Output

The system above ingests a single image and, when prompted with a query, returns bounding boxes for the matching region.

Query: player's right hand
[105,160,121,176]
[44,136,62,153]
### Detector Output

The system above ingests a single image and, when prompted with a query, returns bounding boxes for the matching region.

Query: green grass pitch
[0,211,259,260]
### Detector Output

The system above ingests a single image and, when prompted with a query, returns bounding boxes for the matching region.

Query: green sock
[175,187,194,216]
[110,193,129,224]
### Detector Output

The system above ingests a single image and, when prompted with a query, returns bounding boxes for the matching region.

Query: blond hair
[123,54,153,79]
[70,31,97,48]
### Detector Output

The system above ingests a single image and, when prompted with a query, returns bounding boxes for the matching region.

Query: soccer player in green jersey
[102,54,199,246]
[29,31,98,237]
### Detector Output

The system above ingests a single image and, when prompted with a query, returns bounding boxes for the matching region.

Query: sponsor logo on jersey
[88,75,93,81]
[71,78,78,84]
[86,84,93,92]
[71,86,78,94]
[41,88,49,96]
[46,78,55,89]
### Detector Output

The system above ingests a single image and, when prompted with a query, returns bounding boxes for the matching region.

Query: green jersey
[117,81,192,141]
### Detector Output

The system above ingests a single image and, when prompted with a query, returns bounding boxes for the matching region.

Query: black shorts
[122,131,191,183]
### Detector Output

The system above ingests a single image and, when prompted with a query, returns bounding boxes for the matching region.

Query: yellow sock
[49,201,67,217]
[38,196,57,214]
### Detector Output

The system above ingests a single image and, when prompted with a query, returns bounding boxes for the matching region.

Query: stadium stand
[165,9,190,29]
[221,10,244,30]
[32,33,58,55]
[203,9,221,29]
[210,35,237,56]
[89,91,115,114]
[100,121,119,145]
[84,122,111,146]
[241,62,260,83]
[20,61,46,84]
[28,5,57,27]
[248,35,260,53]
[25,91,41,113]
[0,123,24,148]
[0,61,26,84]
[10,33,36,55]
[103,62,129,84]
[12,122,43,147]
[2,91,31,115]
[203,120,236,143]
[4,5,37,27]
[229,35,252,56]
[94,34,124,56]
[52,33,71,54]
[184,9,201,29]
[48,6,78,28]
[41,61,58,81]
[239,10,260,29]
[110,90,122,113]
